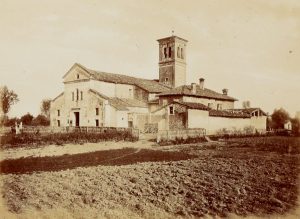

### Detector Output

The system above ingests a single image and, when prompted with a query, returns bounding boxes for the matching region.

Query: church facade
[50,35,267,134]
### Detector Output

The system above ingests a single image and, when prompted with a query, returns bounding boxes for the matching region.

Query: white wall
[207,116,250,135]
[187,109,257,135]
[50,94,65,127]
[250,116,267,130]
[115,84,134,99]
[116,111,128,128]
[187,109,209,129]
[90,80,116,97]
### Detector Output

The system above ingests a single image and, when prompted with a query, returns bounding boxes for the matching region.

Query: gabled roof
[152,101,209,113]
[229,108,267,116]
[110,98,148,108]
[209,110,251,118]
[52,92,64,102]
[66,63,170,93]
[157,84,237,101]
[89,89,109,100]
[89,89,147,111]
[109,98,129,111]
[173,101,209,110]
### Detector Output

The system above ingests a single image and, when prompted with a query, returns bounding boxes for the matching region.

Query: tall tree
[271,108,290,129]
[0,86,19,114]
[40,99,51,119]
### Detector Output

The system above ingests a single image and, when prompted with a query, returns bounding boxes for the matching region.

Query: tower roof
[157,35,188,43]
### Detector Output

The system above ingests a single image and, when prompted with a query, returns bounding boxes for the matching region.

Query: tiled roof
[89,89,147,110]
[89,89,109,100]
[229,108,267,116]
[110,98,148,108]
[52,92,64,101]
[157,84,237,101]
[152,101,209,113]
[76,63,170,93]
[209,110,251,118]
[174,101,209,110]
[109,98,129,111]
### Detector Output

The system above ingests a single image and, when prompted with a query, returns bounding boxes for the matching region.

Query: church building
[50,35,267,134]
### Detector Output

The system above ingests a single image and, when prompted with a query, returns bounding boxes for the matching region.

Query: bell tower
[157,35,187,88]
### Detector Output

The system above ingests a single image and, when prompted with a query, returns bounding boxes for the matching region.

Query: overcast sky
[1,0,299,117]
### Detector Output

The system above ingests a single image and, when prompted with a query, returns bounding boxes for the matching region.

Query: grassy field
[1,136,299,218]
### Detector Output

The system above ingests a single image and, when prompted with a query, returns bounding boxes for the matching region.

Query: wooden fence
[1,126,139,139]
[157,128,206,143]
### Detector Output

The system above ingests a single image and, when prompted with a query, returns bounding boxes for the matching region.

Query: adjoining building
[50,35,267,134]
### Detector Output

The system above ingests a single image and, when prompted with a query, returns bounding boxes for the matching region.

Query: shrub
[0,129,138,148]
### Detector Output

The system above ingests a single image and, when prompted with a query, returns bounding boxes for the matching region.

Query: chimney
[191,83,197,94]
[222,88,228,95]
[199,78,205,90]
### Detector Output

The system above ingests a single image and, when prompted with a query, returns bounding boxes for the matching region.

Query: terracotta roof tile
[157,84,237,101]
[86,68,170,93]
[173,101,209,110]
[209,110,251,118]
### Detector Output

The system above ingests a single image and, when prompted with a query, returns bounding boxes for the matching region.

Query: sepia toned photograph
[0,0,300,218]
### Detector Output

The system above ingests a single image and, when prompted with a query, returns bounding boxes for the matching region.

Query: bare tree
[40,99,51,119]
[0,86,19,115]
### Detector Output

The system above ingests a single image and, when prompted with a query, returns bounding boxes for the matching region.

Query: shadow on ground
[0,148,196,174]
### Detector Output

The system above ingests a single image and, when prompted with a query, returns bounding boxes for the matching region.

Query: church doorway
[74,112,80,127]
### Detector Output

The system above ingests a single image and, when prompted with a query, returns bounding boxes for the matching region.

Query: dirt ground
[0,136,300,219]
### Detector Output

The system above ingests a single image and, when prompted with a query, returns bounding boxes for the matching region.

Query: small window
[81,91,83,100]
[169,106,174,115]
[57,120,60,127]
[217,104,222,110]
[177,47,180,58]
[95,119,99,127]
[77,74,79,79]
[168,47,172,58]
[181,48,184,59]
[57,110,60,116]
[76,89,79,101]
[208,103,213,109]
[96,108,99,116]
[72,92,74,101]
[165,77,169,82]
[129,88,133,97]
[164,47,167,58]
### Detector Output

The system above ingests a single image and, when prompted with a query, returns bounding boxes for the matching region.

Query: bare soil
[1,136,300,219]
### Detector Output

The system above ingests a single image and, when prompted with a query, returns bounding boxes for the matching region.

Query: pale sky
[1,0,299,117]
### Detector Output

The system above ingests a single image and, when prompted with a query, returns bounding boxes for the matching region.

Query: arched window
[168,47,172,58]
[181,48,184,59]
[177,47,180,58]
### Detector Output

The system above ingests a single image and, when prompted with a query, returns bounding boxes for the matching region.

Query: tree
[32,114,50,126]
[0,86,19,114]
[242,101,251,109]
[291,118,300,136]
[40,99,51,119]
[271,108,290,129]
[20,113,34,126]
[3,116,20,127]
